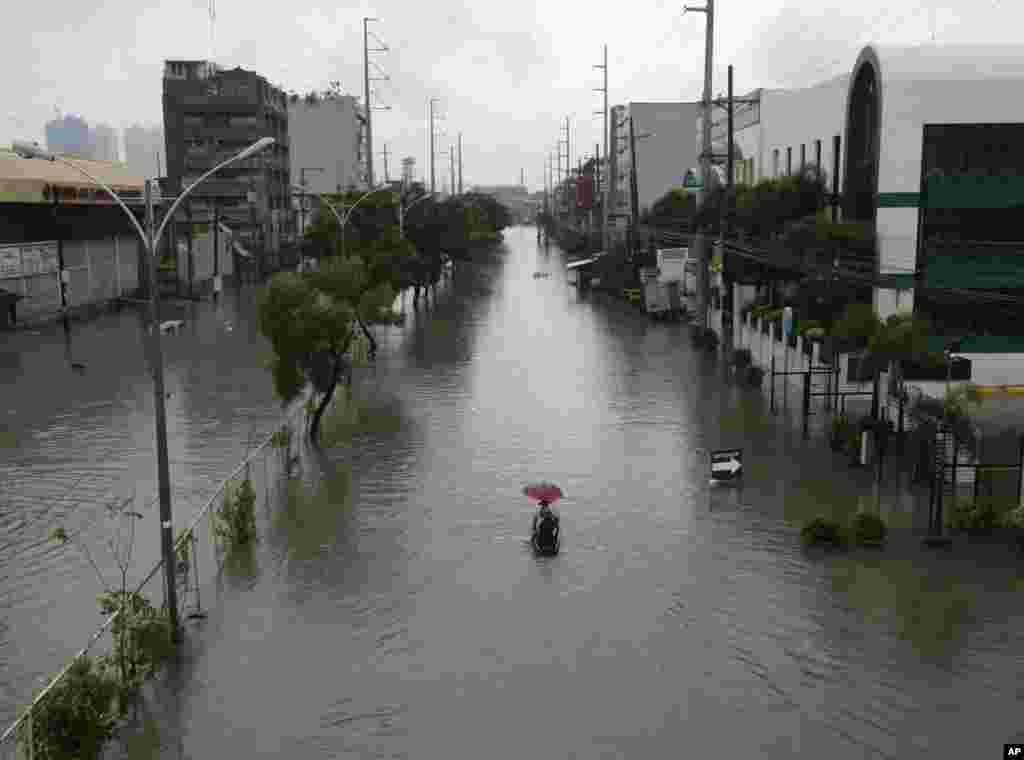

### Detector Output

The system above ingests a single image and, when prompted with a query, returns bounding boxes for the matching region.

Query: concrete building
[163,59,290,276]
[287,93,364,195]
[124,124,166,180]
[0,147,147,327]
[89,123,120,163]
[45,115,91,159]
[716,43,1024,389]
[607,102,700,244]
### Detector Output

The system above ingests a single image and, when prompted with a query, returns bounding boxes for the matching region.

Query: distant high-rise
[89,123,120,162]
[45,114,91,158]
[124,124,165,179]
[401,156,415,185]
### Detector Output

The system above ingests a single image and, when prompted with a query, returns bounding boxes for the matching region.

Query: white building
[124,124,165,180]
[717,43,1024,389]
[288,94,365,196]
[89,123,120,163]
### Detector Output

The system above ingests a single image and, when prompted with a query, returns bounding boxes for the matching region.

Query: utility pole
[723,64,735,350]
[144,179,180,642]
[458,133,464,194]
[629,116,640,255]
[450,148,456,198]
[363,18,373,187]
[594,44,609,251]
[429,98,439,194]
[363,18,389,188]
[685,0,714,331]
[381,143,390,183]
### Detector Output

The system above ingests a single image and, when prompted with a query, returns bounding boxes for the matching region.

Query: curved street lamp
[398,191,435,239]
[12,136,275,640]
[339,185,391,257]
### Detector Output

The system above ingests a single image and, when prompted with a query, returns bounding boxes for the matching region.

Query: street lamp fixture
[12,135,275,642]
[338,184,391,257]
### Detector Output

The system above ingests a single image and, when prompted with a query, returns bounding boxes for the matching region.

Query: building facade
[287,94,364,196]
[0,147,147,327]
[163,59,290,266]
[718,43,1024,387]
[89,123,121,163]
[124,124,166,180]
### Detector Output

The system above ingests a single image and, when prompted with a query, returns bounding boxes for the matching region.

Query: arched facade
[842,48,882,225]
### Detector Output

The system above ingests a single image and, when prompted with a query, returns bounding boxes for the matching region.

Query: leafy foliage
[850,511,888,546]
[801,515,847,547]
[18,657,119,760]
[215,474,258,547]
[947,496,1010,534]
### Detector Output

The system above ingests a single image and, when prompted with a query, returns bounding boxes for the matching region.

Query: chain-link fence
[0,389,317,760]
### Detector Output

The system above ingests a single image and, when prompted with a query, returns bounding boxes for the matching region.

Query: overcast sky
[1,0,1018,190]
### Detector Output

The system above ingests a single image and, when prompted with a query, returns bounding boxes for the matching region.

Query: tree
[258,235,409,442]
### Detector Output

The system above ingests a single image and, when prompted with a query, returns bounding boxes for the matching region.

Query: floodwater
[4,228,1024,758]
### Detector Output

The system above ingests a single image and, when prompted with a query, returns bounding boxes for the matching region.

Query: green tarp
[925,176,1024,210]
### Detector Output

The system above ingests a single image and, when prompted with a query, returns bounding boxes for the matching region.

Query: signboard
[0,242,58,279]
[576,175,594,209]
[710,448,743,481]
[683,169,703,190]
[782,306,794,338]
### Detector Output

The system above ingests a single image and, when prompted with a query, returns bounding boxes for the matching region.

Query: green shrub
[801,516,847,547]
[948,496,1008,534]
[830,414,851,449]
[215,474,258,546]
[850,511,887,546]
[18,656,119,760]
[1002,504,1024,530]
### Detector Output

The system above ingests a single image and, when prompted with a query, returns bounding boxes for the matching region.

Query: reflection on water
[8,229,1024,758]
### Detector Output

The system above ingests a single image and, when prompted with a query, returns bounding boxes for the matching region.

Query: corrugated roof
[0,150,146,194]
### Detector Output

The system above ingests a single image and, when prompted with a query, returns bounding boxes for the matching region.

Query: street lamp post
[13,136,275,642]
[339,185,389,257]
[289,185,344,267]
[399,191,434,239]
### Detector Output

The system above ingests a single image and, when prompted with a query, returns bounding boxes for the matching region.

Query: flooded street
[5,228,1024,758]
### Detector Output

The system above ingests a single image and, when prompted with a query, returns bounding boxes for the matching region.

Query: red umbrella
[523,482,564,504]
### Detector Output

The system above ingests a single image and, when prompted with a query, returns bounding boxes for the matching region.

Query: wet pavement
[3,229,1024,758]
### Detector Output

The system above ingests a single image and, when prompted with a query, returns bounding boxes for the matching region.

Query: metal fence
[0,391,315,760]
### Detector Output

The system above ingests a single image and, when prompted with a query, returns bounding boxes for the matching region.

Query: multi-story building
[287,93,365,196]
[89,123,120,163]
[124,124,165,180]
[45,114,91,159]
[163,59,290,264]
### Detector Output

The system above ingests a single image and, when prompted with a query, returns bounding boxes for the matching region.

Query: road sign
[710,448,743,481]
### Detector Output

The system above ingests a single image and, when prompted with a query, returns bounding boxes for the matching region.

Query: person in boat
[533,499,559,547]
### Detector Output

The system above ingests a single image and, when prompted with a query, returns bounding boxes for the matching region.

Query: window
[786,147,792,175]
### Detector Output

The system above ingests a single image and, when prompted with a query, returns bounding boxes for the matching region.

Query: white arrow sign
[710,449,743,480]
[712,458,741,475]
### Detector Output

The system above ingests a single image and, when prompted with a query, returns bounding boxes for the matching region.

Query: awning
[925,253,1024,289]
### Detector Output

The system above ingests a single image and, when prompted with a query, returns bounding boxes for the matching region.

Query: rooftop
[0,148,146,201]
